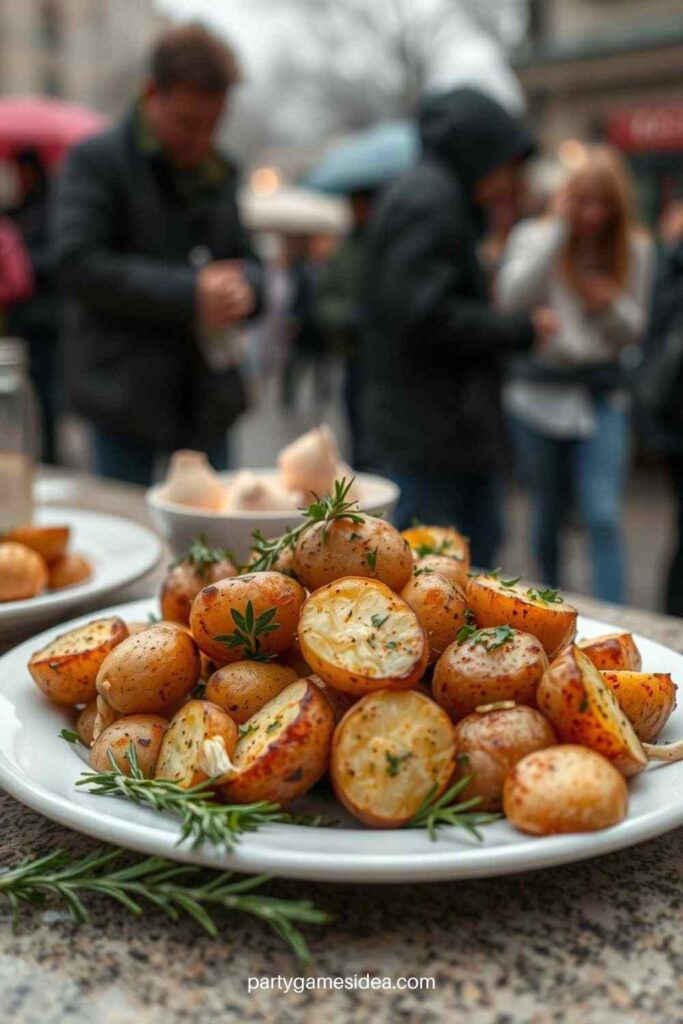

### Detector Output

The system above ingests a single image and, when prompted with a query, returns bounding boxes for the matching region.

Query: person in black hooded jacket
[360,88,554,567]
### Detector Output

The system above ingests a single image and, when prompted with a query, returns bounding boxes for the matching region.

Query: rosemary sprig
[173,535,235,579]
[213,600,279,661]
[408,777,501,841]
[0,849,329,961]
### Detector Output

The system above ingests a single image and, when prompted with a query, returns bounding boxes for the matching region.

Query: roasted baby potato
[4,524,69,562]
[432,627,548,721]
[452,705,557,811]
[503,744,628,835]
[600,670,677,743]
[309,674,356,723]
[96,624,200,715]
[578,632,642,672]
[537,645,647,776]
[280,637,313,677]
[402,525,470,571]
[76,700,98,746]
[0,542,48,602]
[298,577,429,696]
[331,689,456,828]
[293,515,413,593]
[205,660,299,724]
[246,543,298,579]
[155,700,237,788]
[190,571,305,664]
[160,544,237,625]
[466,574,577,657]
[412,554,468,590]
[47,552,92,590]
[28,616,129,706]
[90,714,168,777]
[220,678,335,805]
[92,694,121,741]
[400,570,468,664]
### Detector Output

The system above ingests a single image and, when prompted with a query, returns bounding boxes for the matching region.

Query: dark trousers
[92,429,229,487]
[666,454,683,617]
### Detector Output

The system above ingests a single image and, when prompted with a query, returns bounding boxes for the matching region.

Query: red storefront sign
[607,104,683,153]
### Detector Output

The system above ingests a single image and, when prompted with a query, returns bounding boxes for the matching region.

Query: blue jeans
[388,470,503,570]
[510,397,630,603]
[92,430,229,487]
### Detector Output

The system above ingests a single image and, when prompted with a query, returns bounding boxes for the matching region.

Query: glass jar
[0,338,40,532]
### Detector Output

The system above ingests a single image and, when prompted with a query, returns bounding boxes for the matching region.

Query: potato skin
[432,628,548,721]
[0,542,48,602]
[47,553,92,590]
[205,660,299,724]
[401,525,470,571]
[155,700,237,788]
[413,554,468,590]
[28,616,129,706]
[466,575,577,658]
[89,714,167,777]
[578,633,642,672]
[453,706,557,812]
[190,571,305,663]
[76,700,98,746]
[293,516,413,593]
[600,671,677,742]
[308,674,356,722]
[400,572,468,664]
[95,624,200,714]
[503,745,628,835]
[160,556,237,625]
[220,679,335,805]
[4,525,69,562]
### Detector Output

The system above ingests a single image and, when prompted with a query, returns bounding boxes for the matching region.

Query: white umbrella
[239,184,350,236]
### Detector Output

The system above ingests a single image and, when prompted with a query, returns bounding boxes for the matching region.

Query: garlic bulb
[223,471,301,512]
[278,424,340,497]
[158,450,225,510]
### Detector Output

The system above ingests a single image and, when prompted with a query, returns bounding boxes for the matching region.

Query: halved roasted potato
[4,524,69,562]
[578,632,642,672]
[0,542,48,602]
[400,571,468,664]
[155,700,238,788]
[331,689,456,828]
[433,627,548,721]
[298,577,429,696]
[205,660,299,724]
[503,745,628,835]
[466,574,577,657]
[294,515,413,593]
[600,670,677,742]
[90,714,168,777]
[219,678,335,805]
[28,616,129,706]
[402,525,470,571]
[536,645,647,776]
[95,624,200,714]
[47,553,93,590]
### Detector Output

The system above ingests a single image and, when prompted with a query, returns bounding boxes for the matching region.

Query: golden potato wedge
[412,554,468,590]
[155,700,238,788]
[0,542,48,602]
[298,577,429,696]
[294,515,413,593]
[205,660,299,724]
[401,525,470,571]
[28,616,129,706]
[4,524,69,562]
[76,700,98,746]
[90,714,168,777]
[95,624,200,715]
[160,547,237,625]
[400,571,468,664]
[466,574,577,657]
[452,705,557,811]
[47,552,92,590]
[432,627,548,721]
[190,571,305,664]
[331,689,456,828]
[219,678,335,805]
[600,670,677,743]
[536,645,647,776]
[578,632,642,672]
[503,745,628,835]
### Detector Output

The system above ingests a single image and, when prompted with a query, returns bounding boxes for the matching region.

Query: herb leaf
[59,729,79,745]
[173,535,234,579]
[371,613,389,629]
[526,586,563,604]
[214,601,279,661]
[408,777,501,841]
[385,751,412,777]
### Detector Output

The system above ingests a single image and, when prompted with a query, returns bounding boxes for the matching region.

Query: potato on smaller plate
[400,571,468,664]
[298,577,429,696]
[90,715,168,777]
[4,524,69,562]
[47,553,92,590]
[0,542,48,602]
[466,574,577,657]
[503,745,628,835]
[160,540,237,625]
[28,616,128,706]
[155,700,238,788]
[600,670,677,742]
[578,632,642,672]
[294,515,413,593]
[220,678,335,805]
[96,624,200,714]
[205,660,299,724]
[331,689,456,828]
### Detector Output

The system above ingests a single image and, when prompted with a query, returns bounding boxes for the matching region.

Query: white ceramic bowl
[146,469,400,562]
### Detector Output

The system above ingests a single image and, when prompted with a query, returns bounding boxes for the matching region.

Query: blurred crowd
[2,22,683,612]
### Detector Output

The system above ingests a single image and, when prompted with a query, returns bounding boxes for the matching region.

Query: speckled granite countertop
[2,472,683,1023]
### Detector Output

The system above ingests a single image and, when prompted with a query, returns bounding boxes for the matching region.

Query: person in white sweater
[497,145,653,602]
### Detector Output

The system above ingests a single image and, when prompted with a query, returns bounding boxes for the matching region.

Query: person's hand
[577,274,618,313]
[531,306,558,349]
[197,261,255,330]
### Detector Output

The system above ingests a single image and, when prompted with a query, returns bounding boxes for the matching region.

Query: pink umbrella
[0,97,106,166]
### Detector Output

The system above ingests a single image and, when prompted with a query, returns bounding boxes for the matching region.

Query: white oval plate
[1,598,682,883]
[0,509,162,640]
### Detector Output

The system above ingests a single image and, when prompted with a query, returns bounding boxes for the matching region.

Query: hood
[418,87,534,194]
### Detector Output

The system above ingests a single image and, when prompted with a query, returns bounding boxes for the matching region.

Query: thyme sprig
[0,849,329,961]
[408,777,501,841]
[172,535,235,579]
[214,599,279,661]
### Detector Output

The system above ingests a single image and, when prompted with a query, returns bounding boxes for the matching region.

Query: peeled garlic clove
[223,471,301,512]
[158,450,225,510]
[278,424,340,497]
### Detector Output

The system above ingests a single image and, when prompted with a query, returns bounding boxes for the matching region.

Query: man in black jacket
[361,88,553,567]
[52,24,262,484]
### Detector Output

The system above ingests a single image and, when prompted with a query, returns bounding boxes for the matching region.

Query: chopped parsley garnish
[59,728,79,744]
[238,722,258,739]
[457,625,516,651]
[366,548,378,571]
[385,751,412,777]
[456,624,478,645]
[266,718,281,734]
[371,613,389,629]
[526,586,563,604]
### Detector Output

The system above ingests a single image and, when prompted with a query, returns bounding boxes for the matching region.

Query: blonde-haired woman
[498,145,653,602]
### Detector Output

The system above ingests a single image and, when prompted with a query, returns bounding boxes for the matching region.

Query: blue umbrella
[306,120,419,194]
